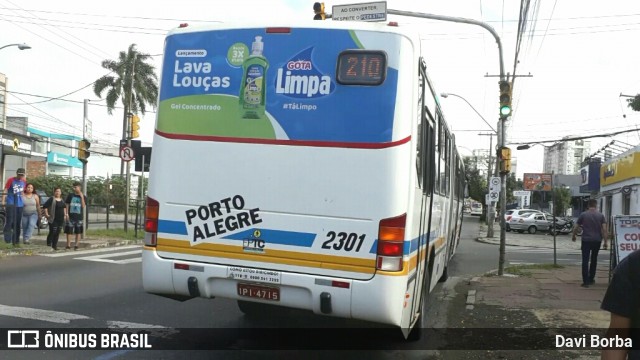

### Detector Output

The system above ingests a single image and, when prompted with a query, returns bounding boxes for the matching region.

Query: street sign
[513,190,531,197]
[485,194,497,206]
[84,119,92,141]
[332,1,387,22]
[489,176,501,191]
[119,145,135,162]
[130,174,139,200]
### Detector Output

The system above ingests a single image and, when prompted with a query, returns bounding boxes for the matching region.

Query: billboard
[523,173,552,191]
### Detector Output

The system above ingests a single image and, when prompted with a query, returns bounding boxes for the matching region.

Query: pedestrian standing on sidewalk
[43,187,66,250]
[601,249,640,360]
[572,198,608,288]
[21,183,41,244]
[2,168,26,245]
[64,182,86,250]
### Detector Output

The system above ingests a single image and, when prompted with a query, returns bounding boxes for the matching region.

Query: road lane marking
[39,245,141,257]
[0,304,90,324]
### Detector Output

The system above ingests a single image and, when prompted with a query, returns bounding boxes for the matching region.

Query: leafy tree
[93,44,159,173]
[29,175,75,199]
[27,175,148,214]
[552,187,572,217]
[463,157,486,203]
[505,173,523,204]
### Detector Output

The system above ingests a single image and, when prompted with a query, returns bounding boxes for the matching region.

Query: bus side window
[444,130,451,196]
[427,123,436,194]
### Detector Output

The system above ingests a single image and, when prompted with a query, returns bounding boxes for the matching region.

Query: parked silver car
[505,209,543,231]
[508,212,551,234]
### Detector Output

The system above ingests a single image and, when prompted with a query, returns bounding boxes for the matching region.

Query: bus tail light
[376,214,406,272]
[144,196,159,246]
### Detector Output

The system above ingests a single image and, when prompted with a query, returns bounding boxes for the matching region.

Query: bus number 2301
[322,232,366,252]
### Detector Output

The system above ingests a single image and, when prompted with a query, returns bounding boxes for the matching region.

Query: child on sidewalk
[64,182,87,250]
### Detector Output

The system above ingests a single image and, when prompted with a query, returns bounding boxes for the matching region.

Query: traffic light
[499,80,512,117]
[78,139,91,163]
[313,2,326,20]
[498,146,511,174]
[130,114,140,139]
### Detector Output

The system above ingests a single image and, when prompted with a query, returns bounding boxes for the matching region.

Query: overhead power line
[2,0,110,60]
[509,126,640,146]
[0,6,219,24]
[6,90,157,114]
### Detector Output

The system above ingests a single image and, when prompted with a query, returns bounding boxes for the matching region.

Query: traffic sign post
[332,1,387,22]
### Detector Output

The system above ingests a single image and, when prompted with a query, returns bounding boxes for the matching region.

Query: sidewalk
[0,232,140,257]
[450,222,613,358]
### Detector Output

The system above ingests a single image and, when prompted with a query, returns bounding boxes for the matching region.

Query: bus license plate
[237,283,280,301]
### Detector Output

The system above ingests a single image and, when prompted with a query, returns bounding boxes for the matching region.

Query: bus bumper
[142,247,404,326]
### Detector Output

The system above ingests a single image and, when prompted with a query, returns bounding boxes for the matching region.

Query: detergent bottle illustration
[239,36,269,119]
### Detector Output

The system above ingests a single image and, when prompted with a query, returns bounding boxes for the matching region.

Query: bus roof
[166,20,422,43]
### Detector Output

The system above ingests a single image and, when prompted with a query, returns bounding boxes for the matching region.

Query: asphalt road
[0,217,506,360]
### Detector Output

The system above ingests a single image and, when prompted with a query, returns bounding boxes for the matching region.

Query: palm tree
[93,43,158,174]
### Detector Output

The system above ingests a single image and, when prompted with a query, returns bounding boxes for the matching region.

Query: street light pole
[440,93,497,133]
[387,8,507,274]
[479,133,496,236]
[0,43,31,52]
[0,43,31,131]
[124,53,137,233]
[440,92,498,237]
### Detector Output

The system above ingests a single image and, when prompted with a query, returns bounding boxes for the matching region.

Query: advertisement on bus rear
[156,28,400,145]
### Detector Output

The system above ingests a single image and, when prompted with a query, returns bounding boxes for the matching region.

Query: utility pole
[551,171,557,266]
[82,99,88,239]
[124,53,137,232]
[479,133,495,237]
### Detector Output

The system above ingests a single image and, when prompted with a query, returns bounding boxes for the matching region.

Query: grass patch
[503,263,564,277]
[85,228,144,240]
[0,242,15,250]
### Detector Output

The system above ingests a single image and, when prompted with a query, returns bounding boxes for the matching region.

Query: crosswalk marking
[39,245,142,264]
[39,245,140,257]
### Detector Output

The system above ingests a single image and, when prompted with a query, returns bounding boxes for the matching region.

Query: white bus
[143,20,466,339]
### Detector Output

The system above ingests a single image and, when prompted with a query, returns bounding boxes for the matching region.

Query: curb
[475,236,568,250]
[0,239,143,257]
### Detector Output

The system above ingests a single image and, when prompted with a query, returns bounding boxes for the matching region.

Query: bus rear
[143,22,419,327]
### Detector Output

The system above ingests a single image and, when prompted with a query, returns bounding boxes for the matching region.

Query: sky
[1,0,640,178]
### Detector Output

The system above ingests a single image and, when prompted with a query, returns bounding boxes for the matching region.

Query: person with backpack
[64,182,86,250]
[2,168,27,245]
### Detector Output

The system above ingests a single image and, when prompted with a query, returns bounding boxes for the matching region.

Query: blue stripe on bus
[222,229,316,247]
[158,220,188,235]
[368,231,437,254]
